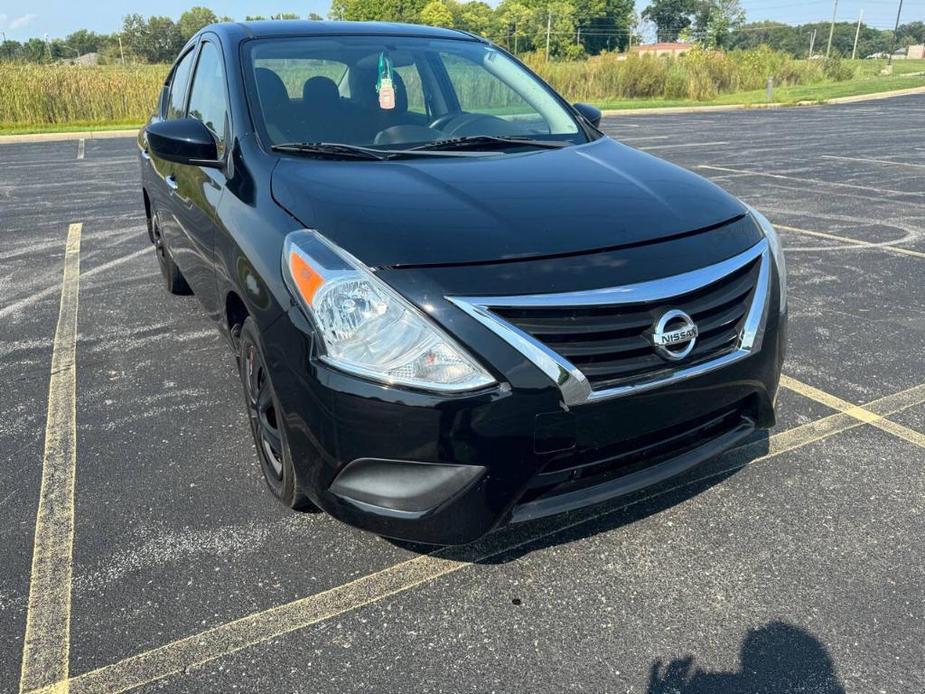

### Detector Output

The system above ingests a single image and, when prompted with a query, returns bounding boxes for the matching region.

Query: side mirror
[573,102,602,129]
[146,118,223,168]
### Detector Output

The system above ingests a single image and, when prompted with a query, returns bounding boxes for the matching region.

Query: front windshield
[244,36,584,150]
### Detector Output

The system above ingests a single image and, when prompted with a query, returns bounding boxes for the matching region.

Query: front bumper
[264,287,786,545]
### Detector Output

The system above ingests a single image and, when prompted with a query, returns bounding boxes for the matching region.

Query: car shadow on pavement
[395,430,771,561]
[646,621,846,694]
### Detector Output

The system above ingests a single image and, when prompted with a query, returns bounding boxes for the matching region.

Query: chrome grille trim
[447,239,770,407]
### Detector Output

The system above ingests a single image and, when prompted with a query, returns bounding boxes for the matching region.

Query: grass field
[1,55,922,134]
[594,73,925,110]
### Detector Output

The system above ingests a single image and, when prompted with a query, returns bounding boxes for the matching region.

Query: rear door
[170,37,232,317]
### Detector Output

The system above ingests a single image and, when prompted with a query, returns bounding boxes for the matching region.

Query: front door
[170,38,231,318]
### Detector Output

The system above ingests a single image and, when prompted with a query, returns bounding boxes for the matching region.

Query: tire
[151,209,192,295]
[238,317,313,511]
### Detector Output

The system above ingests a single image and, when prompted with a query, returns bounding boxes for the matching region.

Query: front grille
[518,400,756,507]
[492,257,761,390]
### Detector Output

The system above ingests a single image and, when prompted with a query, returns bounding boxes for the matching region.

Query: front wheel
[238,317,313,510]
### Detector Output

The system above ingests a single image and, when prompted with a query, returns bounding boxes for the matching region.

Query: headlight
[282,230,496,393]
[747,206,787,313]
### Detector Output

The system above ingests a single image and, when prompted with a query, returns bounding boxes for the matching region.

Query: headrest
[254,67,289,107]
[303,76,340,105]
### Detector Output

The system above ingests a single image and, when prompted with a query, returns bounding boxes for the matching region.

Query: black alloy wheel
[237,317,312,510]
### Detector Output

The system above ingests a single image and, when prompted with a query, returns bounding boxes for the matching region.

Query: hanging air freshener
[377,52,396,110]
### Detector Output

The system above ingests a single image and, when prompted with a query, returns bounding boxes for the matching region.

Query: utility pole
[826,0,838,57]
[809,28,817,58]
[887,0,904,66]
[118,35,125,65]
[851,9,863,59]
[514,22,519,54]
[545,10,552,61]
[576,27,581,46]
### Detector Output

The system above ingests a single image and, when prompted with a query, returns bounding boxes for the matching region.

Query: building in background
[630,42,694,57]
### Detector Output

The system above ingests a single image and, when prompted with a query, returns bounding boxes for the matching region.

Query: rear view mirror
[146,118,223,168]
[573,103,602,128]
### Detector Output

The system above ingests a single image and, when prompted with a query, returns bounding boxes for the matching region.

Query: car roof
[205,20,481,43]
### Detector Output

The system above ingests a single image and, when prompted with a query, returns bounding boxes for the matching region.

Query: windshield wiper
[272,142,390,160]
[272,141,497,160]
[408,135,571,152]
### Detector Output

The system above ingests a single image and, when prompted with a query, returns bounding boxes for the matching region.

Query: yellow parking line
[19,223,82,694]
[871,418,925,449]
[780,375,925,448]
[777,225,925,260]
[59,379,925,694]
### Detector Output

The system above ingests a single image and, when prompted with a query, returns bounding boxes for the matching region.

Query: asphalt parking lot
[1,94,924,694]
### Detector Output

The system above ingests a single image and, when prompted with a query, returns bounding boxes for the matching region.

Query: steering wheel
[429,113,510,137]
[428,113,462,131]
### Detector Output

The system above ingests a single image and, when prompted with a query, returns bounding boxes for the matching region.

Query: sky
[0,0,918,42]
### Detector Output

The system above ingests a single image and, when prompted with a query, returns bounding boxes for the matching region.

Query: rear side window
[187,42,229,152]
[165,49,196,119]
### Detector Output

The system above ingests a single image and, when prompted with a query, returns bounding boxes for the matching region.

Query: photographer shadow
[648,621,845,694]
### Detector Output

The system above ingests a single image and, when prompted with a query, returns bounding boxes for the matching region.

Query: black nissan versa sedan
[138,20,786,545]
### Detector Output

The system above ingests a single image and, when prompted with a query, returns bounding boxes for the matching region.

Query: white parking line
[642,141,729,150]
[618,136,670,142]
[820,154,925,170]
[698,165,924,198]
[0,247,149,321]
[777,224,925,260]
[76,139,85,160]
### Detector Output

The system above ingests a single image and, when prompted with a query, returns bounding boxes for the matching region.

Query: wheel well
[226,291,249,337]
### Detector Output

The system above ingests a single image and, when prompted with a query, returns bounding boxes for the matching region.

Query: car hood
[270,137,747,268]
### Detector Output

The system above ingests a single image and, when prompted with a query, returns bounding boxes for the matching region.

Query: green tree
[692,0,744,48]
[0,40,23,61]
[64,29,104,55]
[896,21,925,47]
[520,0,579,58]
[179,7,218,40]
[497,0,539,53]
[122,13,184,63]
[272,13,301,19]
[308,12,325,20]
[452,1,498,39]
[21,37,50,62]
[420,0,455,27]
[147,16,185,60]
[576,0,635,53]
[329,0,428,23]
[641,0,697,42]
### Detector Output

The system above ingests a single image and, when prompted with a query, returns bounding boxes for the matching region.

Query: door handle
[165,175,178,192]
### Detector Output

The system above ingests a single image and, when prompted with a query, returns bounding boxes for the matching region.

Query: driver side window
[439,52,534,116]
